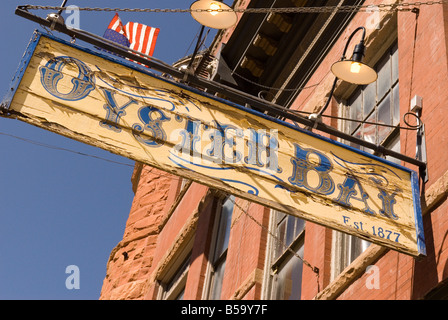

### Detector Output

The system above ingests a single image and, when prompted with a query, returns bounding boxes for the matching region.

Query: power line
[0,130,186,181]
[0,130,135,167]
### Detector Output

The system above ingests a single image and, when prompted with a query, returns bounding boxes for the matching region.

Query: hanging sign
[2,32,425,257]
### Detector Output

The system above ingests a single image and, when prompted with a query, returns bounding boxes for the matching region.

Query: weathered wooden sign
[2,32,426,257]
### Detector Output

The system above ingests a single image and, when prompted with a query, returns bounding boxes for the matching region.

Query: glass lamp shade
[190,0,238,29]
[331,60,378,85]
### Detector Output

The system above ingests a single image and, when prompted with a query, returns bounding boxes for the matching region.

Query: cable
[0,130,183,180]
[0,131,134,167]
[232,71,321,92]
[227,195,320,276]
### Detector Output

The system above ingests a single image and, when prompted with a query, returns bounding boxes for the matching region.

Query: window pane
[285,215,296,247]
[362,111,376,144]
[385,135,401,165]
[348,235,370,264]
[210,259,226,300]
[393,83,400,126]
[276,211,286,224]
[349,90,363,134]
[214,196,234,261]
[350,128,363,150]
[391,43,399,84]
[363,82,376,117]
[275,219,286,259]
[175,289,185,300]
[274,244,304,300]
[294,217,305,238]
[377,54,391,100]
[378,95,392,143]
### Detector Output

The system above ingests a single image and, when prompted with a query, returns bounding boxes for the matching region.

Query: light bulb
[209,2,221,16]
[350,62,362,74]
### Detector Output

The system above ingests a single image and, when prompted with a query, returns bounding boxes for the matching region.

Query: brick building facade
[99,0,448,300]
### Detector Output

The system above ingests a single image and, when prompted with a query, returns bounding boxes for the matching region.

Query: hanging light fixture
[190,0,238,29]
[331,27,377,85]
[309,27,377,123]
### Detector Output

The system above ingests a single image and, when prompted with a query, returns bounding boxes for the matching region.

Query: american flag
[103,13,130,48]
[103,13,160,65]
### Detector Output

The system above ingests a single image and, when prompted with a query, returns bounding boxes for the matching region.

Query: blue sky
[0,0,224,300]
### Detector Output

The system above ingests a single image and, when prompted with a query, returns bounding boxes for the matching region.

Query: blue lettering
[206,121,242,164]
[39,56,95,101]
[245,129,281,173]
[377,189,400,220]
[370,178,401,220]
[175,117,202,158]
[132,106,170,147]
[288,144,335,195]
[334,175,375,215]
[99,88,137,132]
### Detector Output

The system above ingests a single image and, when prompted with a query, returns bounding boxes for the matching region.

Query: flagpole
[57,0,68,15]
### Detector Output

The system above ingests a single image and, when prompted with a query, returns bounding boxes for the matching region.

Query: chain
[20,1,448,14]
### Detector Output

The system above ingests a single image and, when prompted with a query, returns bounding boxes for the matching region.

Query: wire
[0,130,183,180]
[227,195,320,276]
[0,130,134,167]
[232,71,321,92]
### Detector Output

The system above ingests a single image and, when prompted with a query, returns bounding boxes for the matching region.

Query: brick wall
[99,165,174,299]
[221,200,269,300]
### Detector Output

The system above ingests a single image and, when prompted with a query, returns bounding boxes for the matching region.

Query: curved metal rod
[403,111,423,129]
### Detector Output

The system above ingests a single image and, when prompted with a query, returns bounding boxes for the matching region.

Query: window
[205,195,235,299]
[333,42,400,276]
[265,210,305,300]
[159,253,191,300]
[348,42,399,149]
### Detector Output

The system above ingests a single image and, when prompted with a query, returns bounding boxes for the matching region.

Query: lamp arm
[340,26,366,60]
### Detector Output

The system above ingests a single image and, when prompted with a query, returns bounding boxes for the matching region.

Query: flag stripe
[125,21,159,57]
